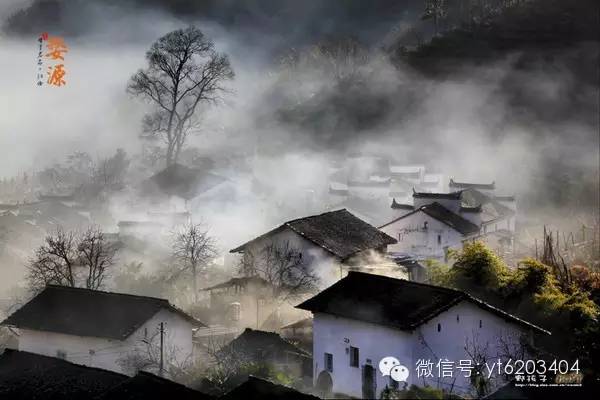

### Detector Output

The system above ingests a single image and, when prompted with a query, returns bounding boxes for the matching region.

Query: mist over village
[0,1,598,399]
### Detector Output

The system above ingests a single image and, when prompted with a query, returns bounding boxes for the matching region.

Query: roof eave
[229,224,288,253]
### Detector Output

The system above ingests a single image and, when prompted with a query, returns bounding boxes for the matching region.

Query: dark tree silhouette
[27,226,116,291]
[128,26,234,166]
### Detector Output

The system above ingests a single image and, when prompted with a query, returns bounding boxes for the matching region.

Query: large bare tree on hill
[128,26,234,166]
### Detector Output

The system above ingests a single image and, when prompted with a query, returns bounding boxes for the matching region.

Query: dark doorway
[316,370,333,398]
[362,364,376,399]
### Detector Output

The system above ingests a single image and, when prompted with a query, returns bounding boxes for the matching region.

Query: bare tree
[540,225,571,287]
[78,227,116,290]
[171,222,217,303]
[128,26,234,166]
[27,226,116,291]
[117,327,194,382]
[92,148,130,189]
[202,335,253,394]
[279,37,370,85]
[464,331,493,398]
[239,241,319,300]
[496,330,529,364]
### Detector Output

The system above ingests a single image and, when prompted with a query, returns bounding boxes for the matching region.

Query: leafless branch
[128,26,234,166]
[170,222,218,303]
[26,226,116,292]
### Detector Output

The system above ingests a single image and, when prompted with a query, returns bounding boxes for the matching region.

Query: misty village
[0,1,598,399]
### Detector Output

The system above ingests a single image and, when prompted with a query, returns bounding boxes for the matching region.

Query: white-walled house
[229,209,397,287]
[379,200,480,261]
[298,272,549,398]
[0,285,204,375]
[381,187,517,261]
[459,187,517,234]
[390,165,426,185]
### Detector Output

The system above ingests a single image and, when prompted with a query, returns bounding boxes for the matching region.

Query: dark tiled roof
[230,209,397,261]
[1,285,204,340]
[412,189,463,199]
[449,179,496,190]
[297,272,549,334]
[222,376,319,400]
[142,163,226,200]
[281,318,313,330]
[380,202,480,235]
[203,276,272,291]
[0,350,128,399]
[461,188,515,220]
[97,371,212,400]
[390,199,414,210]
[220,328,309,361]
[460,205,482,213]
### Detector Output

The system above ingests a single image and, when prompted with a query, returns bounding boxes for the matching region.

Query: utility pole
[159,322,164,377]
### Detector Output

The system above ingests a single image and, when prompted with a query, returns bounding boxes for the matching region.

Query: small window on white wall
[456,314,460,323]
[437,234,442,245]
[325,353,333,372]
[479,319,483,328]
[229,302,241,321]
[349,346,359,368]
[437,323,441,332]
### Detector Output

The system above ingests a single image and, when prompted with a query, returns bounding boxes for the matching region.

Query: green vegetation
[199,361,299,396]
[425,241,600,387]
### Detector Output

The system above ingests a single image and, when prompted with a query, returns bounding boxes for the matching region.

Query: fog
[0,0,598,296]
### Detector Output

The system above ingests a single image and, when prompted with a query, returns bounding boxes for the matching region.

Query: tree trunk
[166,144,175,167]
[192,263,198,304]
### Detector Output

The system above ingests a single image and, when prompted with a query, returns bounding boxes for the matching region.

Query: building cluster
[327,156,518,263]
[0,158,547,399]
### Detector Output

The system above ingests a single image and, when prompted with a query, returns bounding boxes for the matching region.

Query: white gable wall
[15,308,194,375]
[312,301,531,398]
[482,215,515,233]
[242,226,342,286]
[380,211,465,260]
[313,312,413,397]
[17,328,121,370]
[131,308,195,371]
[414,301,525,395]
